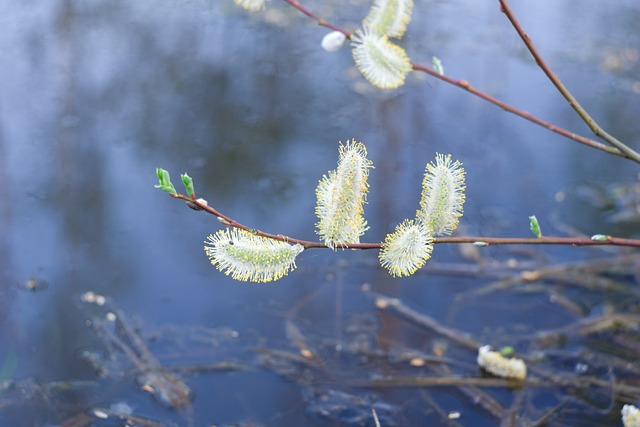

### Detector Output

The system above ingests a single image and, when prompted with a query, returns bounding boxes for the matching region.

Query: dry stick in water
[455,255,639,301]
[363,287,640,405]
[92,311,193,411]
[362,286,480,350]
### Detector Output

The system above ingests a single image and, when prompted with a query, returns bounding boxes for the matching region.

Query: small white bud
[92,408,109,419]
[321,31,347,52]
[81,291,96,303]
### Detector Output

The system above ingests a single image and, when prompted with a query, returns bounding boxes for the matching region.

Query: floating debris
[81,291,106,306]
[477,345,526,380]
[16,277,48,292]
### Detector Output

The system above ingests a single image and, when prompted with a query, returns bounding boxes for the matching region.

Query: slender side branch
[280,0,636,162]
[282,0,351,37]
[410,63,621,157]
[173,194,640,249]
[498,0,640,163]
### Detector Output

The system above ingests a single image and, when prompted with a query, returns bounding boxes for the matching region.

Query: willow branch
[173,194,640,249]
[280,0,637,162]
[409,63,620,157]
[498,0,640,163]
[282,0,351,37]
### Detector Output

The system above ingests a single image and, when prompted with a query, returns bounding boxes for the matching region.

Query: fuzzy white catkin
[363,0,414,39]
[623,405,640,427]
[204,229,304,283]
[477,345,527,380]
[234,0,266,12]
[351,27,411,89]
[379,219,433,277]
[315,140,372,249]
[417,153,465,236]
[321,31,347,52]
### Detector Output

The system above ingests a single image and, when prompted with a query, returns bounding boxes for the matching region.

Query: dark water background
[1,0,639,425]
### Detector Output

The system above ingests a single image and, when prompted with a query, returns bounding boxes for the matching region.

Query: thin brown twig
[498,0,640,163]
[176,194,640,249]
[409,63,622,157]
[280,0,637,162]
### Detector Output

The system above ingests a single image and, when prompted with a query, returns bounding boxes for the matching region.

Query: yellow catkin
[233,0,266,12]
[351,27,412,89]
[315,140,373,249]
[417,153,466,236]
[623,405,640,427]
[204,228,303,283]
[379,219,433,277]
[477,345,526,380]
[363,0,414,39]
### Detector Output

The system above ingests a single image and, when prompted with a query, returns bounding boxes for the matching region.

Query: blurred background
[0,0,639,425]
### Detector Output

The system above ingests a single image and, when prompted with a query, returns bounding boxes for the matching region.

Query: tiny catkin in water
[477,345,526,380]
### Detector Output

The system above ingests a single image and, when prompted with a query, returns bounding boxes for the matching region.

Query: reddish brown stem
[498,0,640,162]
[411,63,619,156]
[173,194,640,249]
[280,0,638,162]
[282,0,351,37]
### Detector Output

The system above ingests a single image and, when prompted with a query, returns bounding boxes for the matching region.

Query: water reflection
[1,0,639,425]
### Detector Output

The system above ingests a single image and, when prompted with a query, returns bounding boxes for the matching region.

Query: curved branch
[281,0,638,162]
[410,63,620,156]
[498,0,640,162]
[174,194,640,249]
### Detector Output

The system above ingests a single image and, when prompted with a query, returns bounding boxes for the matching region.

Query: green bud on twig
[154,168,177,195]
[529,215,542,238]
[432,56,444,75]
[181,173,195,198]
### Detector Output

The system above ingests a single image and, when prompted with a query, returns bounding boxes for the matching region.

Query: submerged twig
[455,255,638,301]
[344,375,547,389]
[362,285,480,350]
[430,363,506,420]
[91,310,193,411]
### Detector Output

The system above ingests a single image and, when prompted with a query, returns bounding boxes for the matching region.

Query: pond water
[1,0,639,426]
